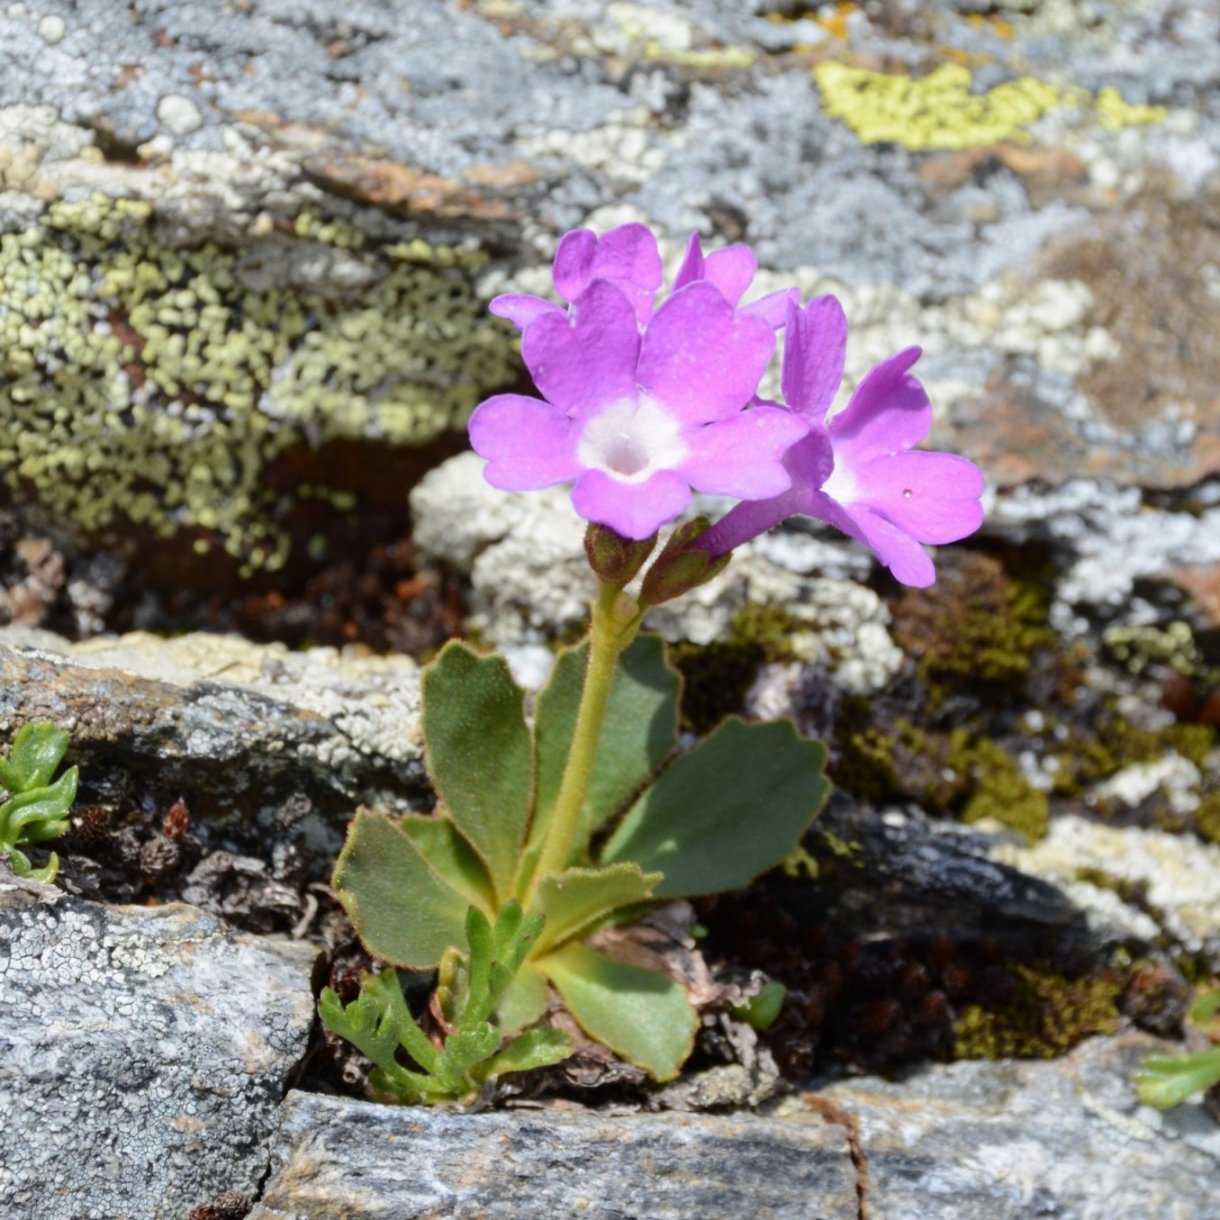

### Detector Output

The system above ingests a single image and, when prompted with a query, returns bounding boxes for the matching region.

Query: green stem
[526,581,640,901]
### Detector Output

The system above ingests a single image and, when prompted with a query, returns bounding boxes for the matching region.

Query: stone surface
[813,1031,1220,1220]
[0,624,427,828]
[249,1090,858,1219]
[0,872,317,1219]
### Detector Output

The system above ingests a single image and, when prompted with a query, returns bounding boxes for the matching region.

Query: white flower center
[577,398,686,484]
[821,459,857,504]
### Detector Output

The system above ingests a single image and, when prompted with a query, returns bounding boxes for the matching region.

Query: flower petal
[800,489,936,587]
[782,295,847,419]
[521,280,641,420]
[489,294,563,331]
[741,288,798,330]
[849,451,986,543]
[783,425,836,495]
[672,233,706,293]
[638,282,775,425]
[679,407,808,499]
[702,246,757,306]
[469,394,580,490]
[553,224,662,324]
[827,346,930,462]
[570,468,691,540]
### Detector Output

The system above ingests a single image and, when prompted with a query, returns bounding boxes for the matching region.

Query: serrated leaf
[533,862,662,955]
[494,961,550,1034]
[8,723,70,791]
[438,1024,502,1088]
[333,809,470,968]
[400,814,496,913]
[483,1026,573,1079]
[531,634,680,862]
[1134,1047,1220,1109]
[540,943,697,1082]
[318,970,443,1078]
[601,717,829,899]
[0,768,77,848]
[423,642,534,902]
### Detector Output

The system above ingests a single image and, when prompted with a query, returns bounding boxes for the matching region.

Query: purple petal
[827,347,930,462]
[553,224,662,324]
[702,246,757,306]
[848,451,986,544]
[469,394,580,491]
[782,295,847,419]
[489,294,563,332]
[672,233,706,293]
[570,468,691,540]
[678,406,808,499]
[784,426,836,494]
[800,489,937,587]
[521,280,641,420]
[637,282,775,425]
[741,288,799,330]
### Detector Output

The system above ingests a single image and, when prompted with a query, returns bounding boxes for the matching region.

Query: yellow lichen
[813,61,1163,150]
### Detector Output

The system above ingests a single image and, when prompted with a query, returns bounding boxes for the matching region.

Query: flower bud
[584,523,658,587]
[638,517,732,607]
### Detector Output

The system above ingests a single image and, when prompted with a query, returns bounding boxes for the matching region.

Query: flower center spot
[578,398,686,485]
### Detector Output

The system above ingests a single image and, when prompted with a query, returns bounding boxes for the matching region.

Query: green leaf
[333,809,470,968]
[601,717,829,899]
[494,961,550,1033]
[532,634,679,858]
[1189,986,1220,1029]
[400,814,496,913]
[8,723,70,791]
[423,642,534,902]
[319,970,444,1078]
[0,768,78,849]
[533,862,662,955]
[1134,1046,1220,1109]
[437,1023,502,1089]
[540,943,698,1081]
[483,1026,573,1079]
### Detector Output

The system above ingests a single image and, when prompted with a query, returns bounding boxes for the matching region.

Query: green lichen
[953,963,1122,1060]
[1102,620,1217,683]
[813,61,1164,151]
[0,193,517,572]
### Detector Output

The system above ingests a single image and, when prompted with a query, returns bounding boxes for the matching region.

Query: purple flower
[469,274,808,540]
[699,296,985,587]
[671,233,795,329]
[490,224,664,332]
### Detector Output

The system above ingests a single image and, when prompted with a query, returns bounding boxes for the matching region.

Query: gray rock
[0,873,317,1219]
[812,1031,1220,1220]
[0,625,427,829]
[249,1090,859,1219]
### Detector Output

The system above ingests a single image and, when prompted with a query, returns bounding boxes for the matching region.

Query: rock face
[815,1031,1220,1220]
[250,1091,859,1219]
[0,872,317,1219]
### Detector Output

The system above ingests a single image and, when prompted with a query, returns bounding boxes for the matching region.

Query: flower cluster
[470,224,984,585]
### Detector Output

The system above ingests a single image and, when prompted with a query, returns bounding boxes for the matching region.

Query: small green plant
[319,902,572,1104]
[1135,986,1220,1109]
[0,722,78,884]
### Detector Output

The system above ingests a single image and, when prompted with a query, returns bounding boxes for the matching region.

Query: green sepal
[483,1025,573,1079]
[332,808,470,968]
[494,961,550,1033]
[400,814,496,913]
[423,642,534,903]
[1134,1046,1220,1110]
[539,942,698,1081]
[533,862,662,956]
[601,717,829,899]
[531,634,680,863]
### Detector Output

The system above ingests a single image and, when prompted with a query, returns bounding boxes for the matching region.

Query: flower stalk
[525,581,642,898]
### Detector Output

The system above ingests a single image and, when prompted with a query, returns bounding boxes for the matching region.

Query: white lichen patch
[1091,753,1203,816]
[993,815,1220,961]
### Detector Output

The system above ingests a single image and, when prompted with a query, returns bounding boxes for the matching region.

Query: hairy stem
[526,581,640,900]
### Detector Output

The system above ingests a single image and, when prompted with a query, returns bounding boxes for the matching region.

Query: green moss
[957,734,1049,843]
[1050,717,1216,799]
[1194,791,1220,846]
[0,193,518,571]
[672,603,803,734]
[1102,621,1217,683]
[953,963,1122,1060]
